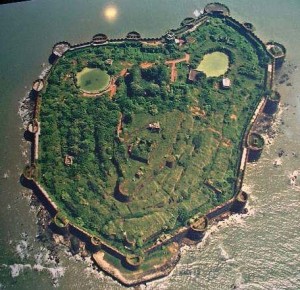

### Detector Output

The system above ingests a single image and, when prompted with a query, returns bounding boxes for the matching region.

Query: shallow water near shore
[0,0,300,289]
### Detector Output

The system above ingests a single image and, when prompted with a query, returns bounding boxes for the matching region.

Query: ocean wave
[39,64,52,79]
[18,90,34,127]
[193,9,200,17]
[8,238,66,287]
[16,239,30,260]
[9,263,32,278]
[32,264,65,281]
[200,210,253,245]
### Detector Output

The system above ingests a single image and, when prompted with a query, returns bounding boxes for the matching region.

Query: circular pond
[77,67,110,93]
[197,52,229,77]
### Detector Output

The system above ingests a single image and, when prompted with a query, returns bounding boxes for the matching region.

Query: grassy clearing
[196,52,229,77]
[77,67,110,93]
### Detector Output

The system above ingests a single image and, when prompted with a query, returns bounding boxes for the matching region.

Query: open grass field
[76,67,110,93]
[196,52,229,77]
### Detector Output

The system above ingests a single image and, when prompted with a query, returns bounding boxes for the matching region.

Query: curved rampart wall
[225,16,268,56]
[24,179,59,216]
[204,2,230,16]
[69,42,92,50]
[170,15,208,38]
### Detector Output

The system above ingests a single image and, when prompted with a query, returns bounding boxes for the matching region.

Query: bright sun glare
[104,5,118,21]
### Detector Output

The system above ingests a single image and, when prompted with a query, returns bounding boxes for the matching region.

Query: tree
[177,206,189,224]
[192,135,203,149]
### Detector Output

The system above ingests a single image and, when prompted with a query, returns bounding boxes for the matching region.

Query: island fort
[22,3,285,286]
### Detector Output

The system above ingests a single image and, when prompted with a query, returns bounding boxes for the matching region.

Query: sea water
[0,0,299,289]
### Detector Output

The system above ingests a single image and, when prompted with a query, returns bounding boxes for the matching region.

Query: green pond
[77,67,110,93]
[197,51,229,77]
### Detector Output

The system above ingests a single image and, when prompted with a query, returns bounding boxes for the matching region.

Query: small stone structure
[90,236,102,251]
[117,182,131,202]
[243,22,255,32]
[148,122,161,132]
[164,31,175,43]
[266,41,286,68]
[181,17,196,28]
[124,235,136,248]
[126,31,141,40]
[188,69,198,82]
[264,91,281,115]
[52,42,70,57]
[204,2,230,16]
[23,164,37,181]
[247,132,265,162]
[27,119,39,134]
[188,215,208,240]
[124,254,144,270]
[231,191,248,213]
[52,213,69,235]
[222,77,231,89]
[64,155,74,166]
[166,155,176,168]
[32,79,44,93]
[92,33,108,44]
[105,58,113,65]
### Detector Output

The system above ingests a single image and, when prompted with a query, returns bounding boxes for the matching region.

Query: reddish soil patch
[222,139,232,147]
[165,53,190,82]
[109,83,117,99]
[119,68,128,77]
[230,114,237,121]
[190,106,205,117]
[141,41,162,46]
[140,62,155,69]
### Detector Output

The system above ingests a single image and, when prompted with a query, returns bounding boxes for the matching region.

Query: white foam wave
[232,272,245,289]
[5,260,65,287]
[288,168,300,187]
[197,207,255,250]
[241,183,254,194]
[9,263,32,278]
[18,90,34,127]
[39,65,52,79]
[8,242,66,287]
[33,264,65,280]
[193,9,200,17]
[16,239,30,260]
[219,244,230,261]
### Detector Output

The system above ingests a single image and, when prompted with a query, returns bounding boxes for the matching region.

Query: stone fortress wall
[22,2,286,286]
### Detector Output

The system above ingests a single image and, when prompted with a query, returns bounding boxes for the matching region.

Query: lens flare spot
[104,5,118,21]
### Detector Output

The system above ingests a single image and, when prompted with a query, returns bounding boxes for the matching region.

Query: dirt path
[140,62,155,69]
[165,53,190,82]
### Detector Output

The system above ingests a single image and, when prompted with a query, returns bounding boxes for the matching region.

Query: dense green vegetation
[38,16,269,253]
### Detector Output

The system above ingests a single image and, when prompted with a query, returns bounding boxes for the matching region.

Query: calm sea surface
[0,1,299,289]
